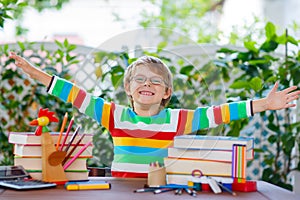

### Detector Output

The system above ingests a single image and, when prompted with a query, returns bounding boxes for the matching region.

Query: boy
[9,52,300,178]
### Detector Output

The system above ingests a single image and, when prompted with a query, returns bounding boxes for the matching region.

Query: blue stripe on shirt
[94,97,104,123]
[191,108,201,132]
[114,146,168,157]
[229,103,239,121]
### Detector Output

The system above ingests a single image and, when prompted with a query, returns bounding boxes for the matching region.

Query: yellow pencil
[56,112,68,151]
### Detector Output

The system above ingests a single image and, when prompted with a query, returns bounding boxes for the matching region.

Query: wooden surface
[0,178,299,200]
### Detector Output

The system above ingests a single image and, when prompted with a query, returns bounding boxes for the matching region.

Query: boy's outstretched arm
[9,52,52,87]
[252,81,300,114]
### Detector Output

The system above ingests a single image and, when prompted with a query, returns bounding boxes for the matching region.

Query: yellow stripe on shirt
[101,102,111,129]
[221,104,230,124]
[67,85,80,103]
[113,137,173,148]
[184,110,194,134]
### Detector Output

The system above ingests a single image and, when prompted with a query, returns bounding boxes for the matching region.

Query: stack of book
[164,135,254,185]
[9,132,93,181]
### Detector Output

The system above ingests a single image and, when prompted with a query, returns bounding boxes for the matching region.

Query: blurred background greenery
[1,0,300,191]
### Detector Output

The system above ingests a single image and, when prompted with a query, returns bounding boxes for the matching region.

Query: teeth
[140,91,154,96]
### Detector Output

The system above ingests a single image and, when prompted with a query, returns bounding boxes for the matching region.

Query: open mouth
[139,91,154,96]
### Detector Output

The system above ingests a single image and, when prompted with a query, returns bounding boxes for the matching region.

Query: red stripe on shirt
[73,89,86,108]
[176,109,188,135]
[110,128,179,140]
[213,106,222,125]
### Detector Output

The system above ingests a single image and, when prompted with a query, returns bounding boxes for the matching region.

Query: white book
[173,135,254,150]
[168,147,253,162]
[9,132,93,145]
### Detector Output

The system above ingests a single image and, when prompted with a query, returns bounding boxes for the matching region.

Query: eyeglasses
[131,75,166,86]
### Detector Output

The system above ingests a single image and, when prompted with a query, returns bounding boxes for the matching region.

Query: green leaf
[229,80,249,90]
[265,22,276,40]
[276,34,287,44]
[267,123,280,132]
[157,41,167,52]
[260,40,278,52]
[268,135,277,144]
[216,48,237,54]
[179,65,194,75]
[55,40,63,48]
[244,41,258,53]
[287,36,298,46]
[17,41,25,51]
[249,77,262,92]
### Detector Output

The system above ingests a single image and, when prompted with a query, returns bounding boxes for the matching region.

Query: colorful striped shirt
[47,76,253,178]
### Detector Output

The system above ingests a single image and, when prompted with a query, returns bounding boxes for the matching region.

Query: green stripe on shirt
[238,101,247,119]
[199,107,209,129]
[120,108,170,124]
[114,154,164,164]
[51,79,65,97]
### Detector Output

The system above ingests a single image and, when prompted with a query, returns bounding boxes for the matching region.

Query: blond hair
[124,55,173,109]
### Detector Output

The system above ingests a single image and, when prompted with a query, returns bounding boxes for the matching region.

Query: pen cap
[147,165,166,187]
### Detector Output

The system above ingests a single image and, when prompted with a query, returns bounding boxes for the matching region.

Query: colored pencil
[63,141,92,170]
[64,125,81,153]
[60,116,74,151]
[62,133,86,166]
[56,112,68,151]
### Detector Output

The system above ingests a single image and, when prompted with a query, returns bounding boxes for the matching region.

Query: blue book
[173,135,254,151]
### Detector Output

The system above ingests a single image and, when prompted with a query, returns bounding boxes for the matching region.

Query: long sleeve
[46,76,111,129]
[182,101,253,134]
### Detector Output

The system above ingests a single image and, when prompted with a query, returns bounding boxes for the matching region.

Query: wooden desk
[0,178,299,200]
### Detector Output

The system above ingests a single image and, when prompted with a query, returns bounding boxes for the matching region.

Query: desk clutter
[8,108,93,183]
[138,135,257,196]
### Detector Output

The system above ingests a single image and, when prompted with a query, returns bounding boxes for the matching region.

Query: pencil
[56,112,68,151]
[62,133,86,166]
[60,116,74,151]
[134,188,156,193]
[63,141,92,170]
[64,125,81,153]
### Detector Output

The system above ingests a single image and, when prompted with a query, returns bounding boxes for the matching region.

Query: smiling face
[125,65,172,116]
[126,66,170,105]
[123,56,173,116]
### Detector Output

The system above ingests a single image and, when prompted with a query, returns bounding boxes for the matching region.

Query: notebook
[0,165,56,190]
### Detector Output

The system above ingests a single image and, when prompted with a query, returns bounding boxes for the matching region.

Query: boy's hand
[265,81,300,110]
[9,52,52,87]
[9,52,33,75]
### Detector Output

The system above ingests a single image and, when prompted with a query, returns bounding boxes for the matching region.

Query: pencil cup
[147,166,166,186]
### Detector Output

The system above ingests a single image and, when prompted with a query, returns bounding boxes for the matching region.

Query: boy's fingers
[269,82,279,94]
[283,86,298,94]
